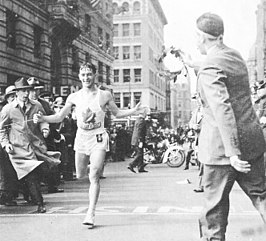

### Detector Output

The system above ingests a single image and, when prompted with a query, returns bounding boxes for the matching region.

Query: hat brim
[53,104,65,108]
[14,86,34,91]
[4,91,16,99]
[33,85,44,90]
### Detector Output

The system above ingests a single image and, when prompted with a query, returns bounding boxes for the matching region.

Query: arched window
[122,2,129,14]
[112,2,119,14]
[133,1,140,14]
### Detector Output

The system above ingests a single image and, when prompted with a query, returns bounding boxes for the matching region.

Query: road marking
[132,206,149,213]
[69,207,88,214]
[0,205,259,216]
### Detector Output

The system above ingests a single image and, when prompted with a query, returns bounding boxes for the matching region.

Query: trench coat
[197,44,266,165]
[0,99,60,180]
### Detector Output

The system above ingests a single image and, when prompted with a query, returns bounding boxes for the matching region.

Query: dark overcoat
[131,116,146,147]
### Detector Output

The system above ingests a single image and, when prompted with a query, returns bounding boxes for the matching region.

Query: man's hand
[4,144,13,154]
[138,142,143,148]
[230,155,251,173]
[33,111,43,124]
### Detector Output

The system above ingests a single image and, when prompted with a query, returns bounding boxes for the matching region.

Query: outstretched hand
[134,103,149,115]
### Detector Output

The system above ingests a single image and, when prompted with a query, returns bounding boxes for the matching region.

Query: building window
[98,61,103,83]
[123,92,131,108]
[85,14,91,38]
[123,69,130,82]
[134,45,141,60]
[6,10,17,49]
[98,27,103,49]
[134,69,141,82]
[149,47,154,62]
[114,93,121,108]
[113,46,119,59]
[133,23,141,36]
[72,45,79,72]
[113,24,118,37]
[106,33,110,52]
[122,23,129,37]
[33,25,42,58]
[133,1,141,14]
[123,46,130,59]
[134,92,141,105]
[150,93,154,108]
[106,65,110,85]
[85,52,91,63]
[114,69,119,82]
[149,70,154,85]
[122,2,129,14]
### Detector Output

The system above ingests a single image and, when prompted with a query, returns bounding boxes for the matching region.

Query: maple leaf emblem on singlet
[82,107,96,124]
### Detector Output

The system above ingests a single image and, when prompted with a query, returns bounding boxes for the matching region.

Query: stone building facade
[247,0,266,85]
[0,0,113,97]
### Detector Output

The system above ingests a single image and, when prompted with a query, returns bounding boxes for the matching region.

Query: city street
[0,159,265,241]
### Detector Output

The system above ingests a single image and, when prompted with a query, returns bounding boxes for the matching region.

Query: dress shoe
[184,166,189,170]
[2,200,18,206]
[37,204,46,213]
[48,188,64,194]
[138,169,148,173]
[194,187,204,193]
[127,165,136,173]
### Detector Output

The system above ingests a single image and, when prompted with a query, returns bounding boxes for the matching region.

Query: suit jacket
[197,44,266,165]
[131,116,146,147]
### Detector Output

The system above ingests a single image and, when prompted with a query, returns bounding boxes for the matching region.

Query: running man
[34,62,145,228]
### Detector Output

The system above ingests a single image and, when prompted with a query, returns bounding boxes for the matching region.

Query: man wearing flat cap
[0,77,61,213]
[183,12,266,240]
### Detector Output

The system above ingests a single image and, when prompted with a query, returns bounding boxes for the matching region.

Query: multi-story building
[112,0,167,116]
[0,0,113,97]
[247,0,266,84]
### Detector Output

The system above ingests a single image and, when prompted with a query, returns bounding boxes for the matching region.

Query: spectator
[183,12,266,240]
[0,77,61,213]
[0,93,18,206]
[28,77,64,193]
[128,107,150,173]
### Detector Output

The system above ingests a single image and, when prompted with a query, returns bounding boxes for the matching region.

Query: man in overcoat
[0,77,60,213]
[185,13,266,240]
[128,107,149,173]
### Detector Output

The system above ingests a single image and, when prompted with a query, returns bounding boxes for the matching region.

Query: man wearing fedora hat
[182,12,266,240]
[0,77,61,213]
[4,85,16,104]
[27,77,64,193]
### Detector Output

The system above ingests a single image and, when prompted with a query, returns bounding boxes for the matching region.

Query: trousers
[199,154,266,241]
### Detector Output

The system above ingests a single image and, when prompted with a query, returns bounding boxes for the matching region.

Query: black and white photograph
[0,0,266,241]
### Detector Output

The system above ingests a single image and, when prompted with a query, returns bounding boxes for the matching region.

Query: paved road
[1,159,265,241]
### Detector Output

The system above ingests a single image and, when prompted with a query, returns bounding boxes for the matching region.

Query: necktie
[22,103,26,113]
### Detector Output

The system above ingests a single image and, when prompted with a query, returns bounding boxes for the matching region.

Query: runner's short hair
[79,62,97,74]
